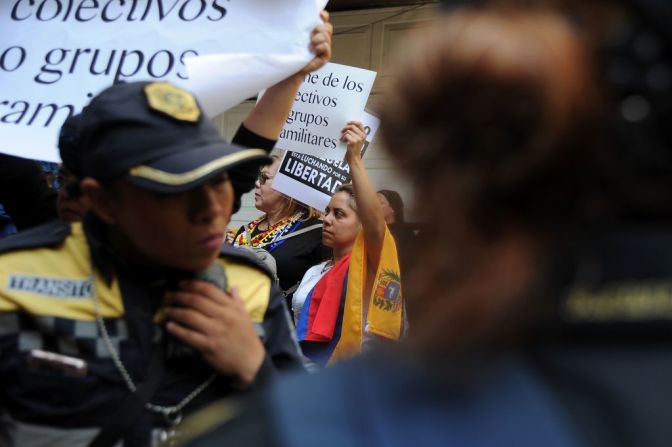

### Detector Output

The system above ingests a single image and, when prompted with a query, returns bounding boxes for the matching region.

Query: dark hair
[377,189,405,223]
[379,8,606,351]
[335,183,357,213]
[382,8,606,238]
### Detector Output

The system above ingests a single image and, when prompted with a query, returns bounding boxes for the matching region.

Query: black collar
[82,213,181,287]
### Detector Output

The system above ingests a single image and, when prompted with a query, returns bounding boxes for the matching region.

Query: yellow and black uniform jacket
[0,216,303,446]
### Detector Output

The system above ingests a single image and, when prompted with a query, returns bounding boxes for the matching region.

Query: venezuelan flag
[296,226,403,366]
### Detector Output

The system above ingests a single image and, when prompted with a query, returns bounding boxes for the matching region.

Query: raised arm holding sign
[243,11,333,141]
[0,0,326,162]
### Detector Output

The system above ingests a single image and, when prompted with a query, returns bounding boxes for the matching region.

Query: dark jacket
[0,218,303,447]
[0,153,57,231]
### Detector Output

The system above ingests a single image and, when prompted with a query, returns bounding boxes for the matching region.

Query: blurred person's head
[78,81,270,272]
[380,8,607,353]
[254,154,321,222]
[377,189,405,224]
[322,184,361,257]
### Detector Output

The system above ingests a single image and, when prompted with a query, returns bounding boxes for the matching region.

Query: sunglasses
[257,172,274,185]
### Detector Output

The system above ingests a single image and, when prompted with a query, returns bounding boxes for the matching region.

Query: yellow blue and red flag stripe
[296,227,403,366]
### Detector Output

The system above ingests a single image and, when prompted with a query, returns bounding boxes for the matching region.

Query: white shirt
[292,260,331,326]
[292,259,399,361]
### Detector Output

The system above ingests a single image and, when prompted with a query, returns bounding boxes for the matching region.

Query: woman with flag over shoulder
[292,120,404,368]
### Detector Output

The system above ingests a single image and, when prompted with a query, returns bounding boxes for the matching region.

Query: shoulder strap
[0,219,70,254]
[89,346,165,447]
[258,223,322,248]
[282,281,301,298]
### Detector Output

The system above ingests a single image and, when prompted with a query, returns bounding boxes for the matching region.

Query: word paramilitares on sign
[277,63,377,160]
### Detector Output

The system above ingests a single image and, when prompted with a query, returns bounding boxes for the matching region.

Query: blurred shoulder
[0,220,71,255]
[219,243,274,278]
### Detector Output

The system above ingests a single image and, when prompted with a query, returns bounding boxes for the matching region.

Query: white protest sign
[273,112,381,212]
[0,0,323,162]
[276,62,377,160]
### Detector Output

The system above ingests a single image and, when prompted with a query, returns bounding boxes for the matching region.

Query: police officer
[0,79,291,446]
[0,13,333,446]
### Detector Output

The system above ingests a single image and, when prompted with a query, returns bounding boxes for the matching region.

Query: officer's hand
[164,281,265,386]
[300,10,333,74]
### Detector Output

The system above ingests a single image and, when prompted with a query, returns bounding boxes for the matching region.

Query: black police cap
[77,81,270,193]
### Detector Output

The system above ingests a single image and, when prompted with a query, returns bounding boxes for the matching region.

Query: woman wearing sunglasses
[233,154,328,306]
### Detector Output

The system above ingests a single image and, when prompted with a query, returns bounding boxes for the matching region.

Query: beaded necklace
[235,211,305,251]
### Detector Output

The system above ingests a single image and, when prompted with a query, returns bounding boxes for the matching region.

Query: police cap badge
[144,82,201,122]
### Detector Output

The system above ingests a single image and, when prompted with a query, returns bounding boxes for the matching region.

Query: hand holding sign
[272,112,381,212]
[341,121,368,161]
[0,0,324,162]
[242,10,333,141]
[301,11,333,75]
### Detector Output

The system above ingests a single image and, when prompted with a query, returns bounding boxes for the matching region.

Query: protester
[0,114,92,227]
[227,12,332,215]
[0,153,57,231]
[233,153,328,305]
[291,121,404,367]
[377,189,404,225]
[376,189,413,274]
[180,3,672,446]
[0,13,333,446]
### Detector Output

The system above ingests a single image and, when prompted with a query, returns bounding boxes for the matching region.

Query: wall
[214,4,439,229]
